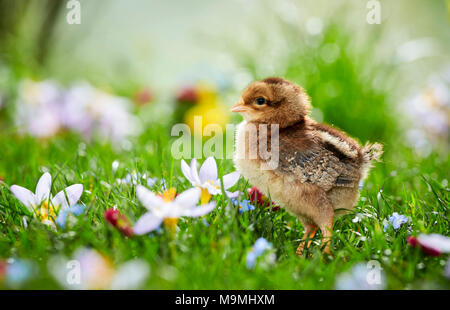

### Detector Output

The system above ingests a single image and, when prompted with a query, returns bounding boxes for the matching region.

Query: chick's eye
[255,97,266,105]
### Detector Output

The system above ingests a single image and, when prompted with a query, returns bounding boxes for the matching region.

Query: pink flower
[104,209,134,237]
[407,234,450,256]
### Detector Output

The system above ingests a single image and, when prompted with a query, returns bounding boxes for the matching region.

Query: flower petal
[10,185,36,211]
[53,184,83,209]
[110,260,150,290]
[182,202,216,217]
[133,212,163,235]
[189,158,201,184]
[55,210,69,228]
[35,172,52,202]
[51,190,69,209]
[225,190,240,198]
[418,234,450,254]
[199,157,217,183]
[253,237,272,255]
[181,159,194,184]
[65,184,83,206]
[68,204,84,216]
[222,171,240,189]
[136,185,164,210]
[204,182,221,195]
[174,187,201,207]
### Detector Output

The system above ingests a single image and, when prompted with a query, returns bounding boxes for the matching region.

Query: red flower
[407,236,418,247]
[176,86,198,103]
[248,187,280,211]
[0,261,7,280]
[104,209,134,237]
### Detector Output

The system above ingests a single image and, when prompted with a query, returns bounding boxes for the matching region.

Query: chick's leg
[296,221,318,257]
[314,192,334,255]
[319,219,333,255]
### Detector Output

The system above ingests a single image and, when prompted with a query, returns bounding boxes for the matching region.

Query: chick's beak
[230,102,248,113]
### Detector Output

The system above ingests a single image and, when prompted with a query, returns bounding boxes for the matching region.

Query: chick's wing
[276,139,360,191]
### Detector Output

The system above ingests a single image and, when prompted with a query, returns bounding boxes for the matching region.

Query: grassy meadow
[0,0,448,290]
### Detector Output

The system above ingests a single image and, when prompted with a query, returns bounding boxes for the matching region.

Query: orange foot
[296,225,318,257]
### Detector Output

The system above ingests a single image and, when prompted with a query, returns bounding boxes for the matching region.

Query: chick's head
[231,77,311,127]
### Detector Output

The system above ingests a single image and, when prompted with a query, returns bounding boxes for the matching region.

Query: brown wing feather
[277,142,360,191]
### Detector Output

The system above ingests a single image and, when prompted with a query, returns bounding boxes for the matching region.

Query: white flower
[133,186,215,235]
[61,83,142,144]
[352,213,364,223]
[15,80,62,138]
[335,263,386,290]
[408,233,450,256]
[10,172,83,225]
[401,67,449,155]
[181,157,240,202]
[112,160,119,172]
[418,234,450,254]
[48,248,149,290]
[116,171,157,187]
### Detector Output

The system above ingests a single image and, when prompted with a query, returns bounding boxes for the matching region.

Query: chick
[231,77,383,255]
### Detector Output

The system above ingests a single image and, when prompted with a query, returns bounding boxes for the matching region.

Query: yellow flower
[161,188,177,202]
[184,82,229,137]
[159,188,178,233]
[36,200,58,224]
[163,217,179,234]
[200,187,212,205]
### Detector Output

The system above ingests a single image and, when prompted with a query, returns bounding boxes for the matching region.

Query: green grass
[0,5,448,289]
[0,123,448,289]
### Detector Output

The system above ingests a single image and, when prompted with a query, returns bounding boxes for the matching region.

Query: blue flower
[253,238,272,255]
[232,199,255,213]
[246,252,257,269]
[358,180,365,190]
[56,204,85,228]
[202,218,210,227]
[383,212,408,231]
[68,204,84,216]
[6,259,34,287]
[245,237,273,269]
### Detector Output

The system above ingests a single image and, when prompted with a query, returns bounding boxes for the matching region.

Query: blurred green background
[0,0,448,152]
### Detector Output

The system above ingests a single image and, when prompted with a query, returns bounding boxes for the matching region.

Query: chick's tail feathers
[362,142,383,162]
[360,142,383,179]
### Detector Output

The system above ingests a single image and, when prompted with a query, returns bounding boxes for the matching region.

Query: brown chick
[231,77,383,255]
